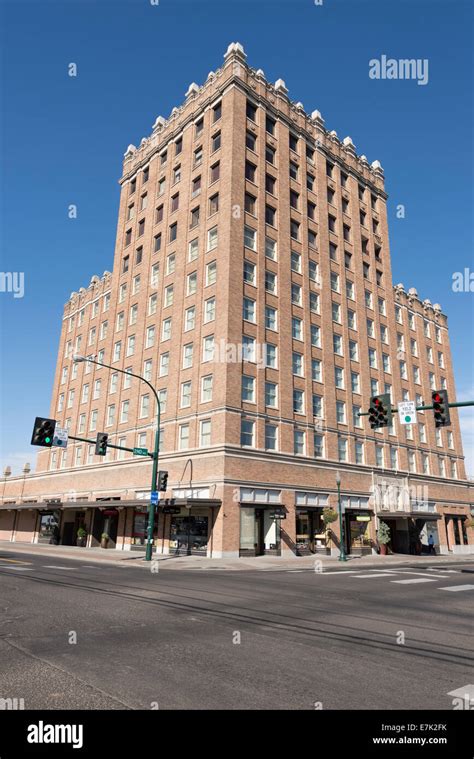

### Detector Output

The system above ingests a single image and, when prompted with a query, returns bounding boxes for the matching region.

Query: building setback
[1,43,473,557]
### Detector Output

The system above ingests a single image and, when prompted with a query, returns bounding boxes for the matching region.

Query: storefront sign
[356,515,371,522]
[269,510,286,519]
[162,507,181,515]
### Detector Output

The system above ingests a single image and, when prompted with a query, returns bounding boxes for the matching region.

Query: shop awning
[380,512,441,520]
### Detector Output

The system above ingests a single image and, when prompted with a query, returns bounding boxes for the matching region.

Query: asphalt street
[0,550,473,710]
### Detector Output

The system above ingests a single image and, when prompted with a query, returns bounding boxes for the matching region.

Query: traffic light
[368,393,392,429]
[157,470,168,491]
[31,417,56,447]
[95,432,109,456]
[432,390,451,428]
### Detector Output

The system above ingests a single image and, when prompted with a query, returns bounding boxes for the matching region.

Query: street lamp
[335,470,347,562]
[73,354,161,561]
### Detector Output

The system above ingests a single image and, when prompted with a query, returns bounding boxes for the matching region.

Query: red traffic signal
[368,394,392,429]
[432,390,450,428]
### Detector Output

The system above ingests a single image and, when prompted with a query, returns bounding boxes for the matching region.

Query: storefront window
[240,507,255,552]
[132,509,148,546]
[170,516,208,555]
[38,511,60,544]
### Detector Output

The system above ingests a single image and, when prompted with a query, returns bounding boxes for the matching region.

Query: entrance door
[254,509,265,556]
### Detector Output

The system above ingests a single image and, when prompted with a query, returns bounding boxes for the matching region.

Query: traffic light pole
[72,356,161,562]
[68,435,154,458]
[359,400,474,417]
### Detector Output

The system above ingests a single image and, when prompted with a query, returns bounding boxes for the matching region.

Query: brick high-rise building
[1,43,472,557]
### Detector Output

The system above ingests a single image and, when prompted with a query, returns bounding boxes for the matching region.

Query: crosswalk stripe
[352,573,399,578]
[439,585,474,592]
[391,578,438,584]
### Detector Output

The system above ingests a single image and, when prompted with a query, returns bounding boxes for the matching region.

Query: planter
[379,544,388,556]
[100,538,109,549]
[76,537,86,548]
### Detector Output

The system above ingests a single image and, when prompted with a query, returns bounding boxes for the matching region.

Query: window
[187,272,197,295]
[351,372,360,393]
[291,251,301,273]
[265,174,276,195]
[195,118,203,137]
[201,375,213,403]
[346,281,354,300]
[148,294,157,315]
[143,359,152,381]
[349,340,358,361]
[390,447,398,470]
[188,238,199,262]
[380,324,388,343]
[266,145,276,165]
[309,260,319,283]
[312,394,323,418]
[210,162,220,183]
[293,390,304,414]
[307,174,315,191]
[140,394,150,418]
[122,255,130,273]
[138,219,145,237]
[200,420,211,447]
[265,205,276,226]
[332,302,341,323]
[213,101,222,122]
[265,237,277,260]
[206,260,217,286]
[289,133,298,152]
[294,430,305,455]
[328,215,337,233]
[292,317,302,340]
[245,131,256,151]
[246,101,257,121]
[290,190,299,210]
[130,178,136,194]
[314,434,324,458]
[244,226,257,251]
[125,230,132,247]
[348,310,356,330]
[265,344,277,368]
[265,424,278,451]
[185,306,196,331]
[363,262,370,280]
[243,260,256,285]
[158,389,167,413]
[204,297,216,322]
[265,270,277,294]
[311,325,321,347]
[326,161,334,178]
[113,341,122,362]
[194,147,203,167]
[207,226,218,251]
[265,382,278,408]
[375,445,384,468]
[330,272,340,292]
[123,336,135,361]
[265,115,275,135]
[109,373,118,394]
[120,400,130,423]
[203,335,215,362]
[243,298,256,322]
[290,220,300,240]
[265,306,277,331]
[93,379,101,400]
[333,334,343,355]
[338,437,348,462]
[382,354,391,373]
[355,441,364,464]
[369,348,377,368]
[145,325,155,348]
[173,165,181,184]
[365,290,373,309]
[336,401,346,424]
[291,283,302,305]
[245,193,256,215]
[419,424,426,443]
[181,381,192,408]
[179,424,190,450]
[212,131,221,152]
[159,352,169,377]
[399,360,407,380]
[245,161,256,182]
[353,405,362,428]
[190,207,200,228]
[310,292,319,313]
[292,352,304,376]
[240,418,255,448]
[161,317,172,341]
[335,366,344,388]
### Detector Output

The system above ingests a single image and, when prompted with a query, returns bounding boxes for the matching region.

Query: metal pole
[337,479,347,562]
[72,356,161,562]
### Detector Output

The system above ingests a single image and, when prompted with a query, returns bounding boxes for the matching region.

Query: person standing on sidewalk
[428,534,436,555]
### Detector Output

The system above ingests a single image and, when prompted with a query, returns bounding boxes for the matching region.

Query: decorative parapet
[63,270,112,316]
[121,42,386,192]
[393,282,447,324]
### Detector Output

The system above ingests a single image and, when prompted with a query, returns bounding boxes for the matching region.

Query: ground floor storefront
[0,471,472,558]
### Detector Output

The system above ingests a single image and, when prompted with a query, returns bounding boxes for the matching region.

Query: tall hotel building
[1,43,472,557]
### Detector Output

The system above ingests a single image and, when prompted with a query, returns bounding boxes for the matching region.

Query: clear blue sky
[1,0,473,474]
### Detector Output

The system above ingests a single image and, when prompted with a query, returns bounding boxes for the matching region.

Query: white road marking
[42,565,75,570]
[391,578,438,584]
[352,573,399,578]
[0,565,32,571]
[318,570,360,575]
[439,585,474,592]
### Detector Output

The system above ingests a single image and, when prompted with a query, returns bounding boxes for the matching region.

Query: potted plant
[76,526,87,547]
[377,521,391,555]
[322,507,338,555]
[100,532,110,549]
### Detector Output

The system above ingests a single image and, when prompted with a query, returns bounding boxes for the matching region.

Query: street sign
[52,427,68,448]
[398,401,417,426]
[133,447,149,456]
[150,491,159,505]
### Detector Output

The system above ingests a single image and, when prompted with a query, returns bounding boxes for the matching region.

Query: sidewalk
[1,540,474,571]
